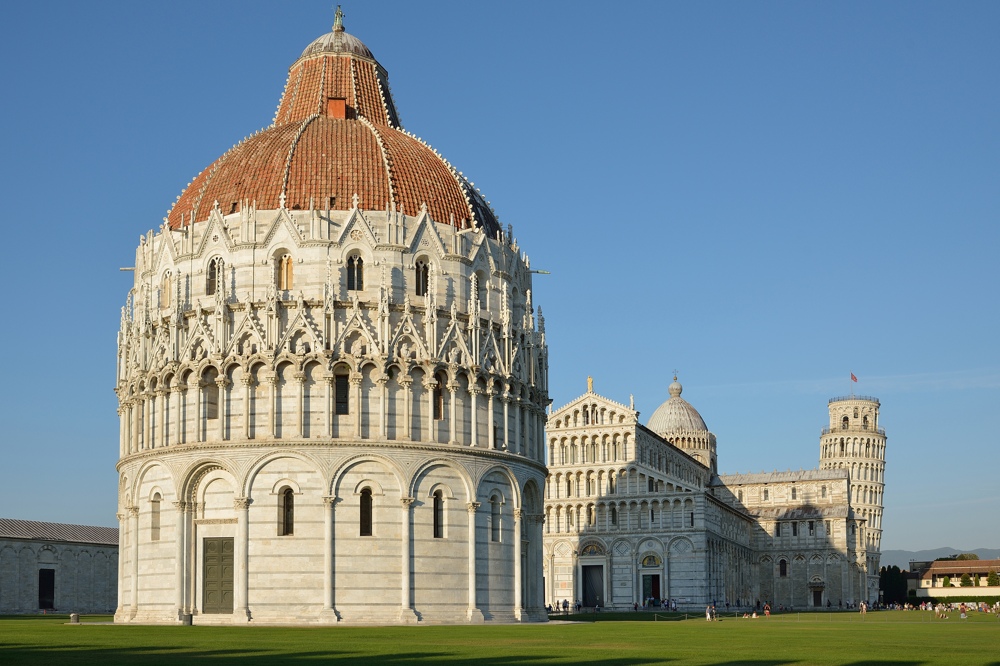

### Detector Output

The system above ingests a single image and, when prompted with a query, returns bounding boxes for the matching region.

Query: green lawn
[0,612,997,665]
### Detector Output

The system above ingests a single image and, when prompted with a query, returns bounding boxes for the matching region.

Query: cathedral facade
[543,378,885,610]
[115,12,548,625]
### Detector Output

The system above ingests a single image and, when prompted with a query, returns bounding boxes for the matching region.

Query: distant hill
[881,548,1000,570]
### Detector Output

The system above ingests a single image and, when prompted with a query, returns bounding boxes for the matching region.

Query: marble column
[514,508,523,619]
[241,376,253,439]
[172,501,187,619]
[399,497,418,622]
[466,502,483,622]
[233,497,252,621]
[469,388,480,447]
[215,377,228,441]
[322,496,338,620]
[447,383,458,444]
[294,372,306,438]
[129,506,139,619]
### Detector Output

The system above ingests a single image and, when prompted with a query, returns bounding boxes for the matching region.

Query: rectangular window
[775,522,781,537]
[689,512,694,527]
[763,488,769,501]
[335,375,350,415]
[808,521,815,536]
[737,490,743,502]
[791,487,797,500]
[792,522,798,537]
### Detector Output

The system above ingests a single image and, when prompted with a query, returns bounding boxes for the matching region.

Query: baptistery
[114,10,549,624]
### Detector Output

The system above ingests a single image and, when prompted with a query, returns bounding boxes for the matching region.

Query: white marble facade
[115,16,548,625]
[543,380,885,610]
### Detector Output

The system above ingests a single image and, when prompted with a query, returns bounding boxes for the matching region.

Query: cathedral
[114,11,548,624]
[543,377,886,610]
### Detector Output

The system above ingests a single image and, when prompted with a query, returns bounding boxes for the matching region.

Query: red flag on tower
[851,373,858,382]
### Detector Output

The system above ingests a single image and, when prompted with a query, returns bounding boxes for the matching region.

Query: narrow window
[204,368,219,420]
[763,488,769,501]
[779,559,788,577]
[791,487,797,500]
[611,506,618,525]
[150,493,161,541]
[609,475,617,494]
[841,416,849,430]
[808,520,815,536]
[277,254,293,290]
[490,496,501,542]
[335,374,350,415]
[792,522,798,537]
[775,522,782,537]
[689,512,694,527]
[433,490,444,538]
[279,487,294,536]
[415,260,429,296]
[821,485,827,499]
[737,490,743,502]
[433,373,445,420]
[206,257,222,296]
[826,520,831,534]
[360,488,373,536]
[862,415,869,430]
[161,272,171,309]
[347,255,364,291]
[648,478,654,492]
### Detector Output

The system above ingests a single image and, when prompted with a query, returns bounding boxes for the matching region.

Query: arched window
[415,260,429,296]
[779,559,788,577]
[821,485,827,499]
[347,255,364,291]
[791,487,797,500]
[490,495,501,542]
[610,506,618,525]
[609,475,616,494]
[763,488,769,501]
[862,415,869,430]
[206,257,223,296]
[360,488,373,536]
[841,416,849,430]
[433,372,445,421]
[278,487,294,536]
[161,272,171,309]
[203,368,219,420]
[276,253,293,290]
[150,493,161,541]
[433,490,444,539]
[335,372,350,415]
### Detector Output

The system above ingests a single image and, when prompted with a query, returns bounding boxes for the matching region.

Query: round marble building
[114,12,549,624]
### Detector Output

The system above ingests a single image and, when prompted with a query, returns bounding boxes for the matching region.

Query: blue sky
[0,1,996,551]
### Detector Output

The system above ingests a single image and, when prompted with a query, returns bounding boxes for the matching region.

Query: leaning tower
[818,395,886,601]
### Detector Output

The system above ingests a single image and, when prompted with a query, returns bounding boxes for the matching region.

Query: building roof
[0,519,119,546]
[718,469,848,485]
[647,377,709,435]
[918,558,1000,579]
[167,15,500,236]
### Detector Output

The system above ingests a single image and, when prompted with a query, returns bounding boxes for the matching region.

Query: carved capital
[467,501,481,514]
[400,497,416,508]
[127,506,139,518]
[116,512,126,522]
[293,372,306,383]
[171,384,186,394]
[323,496,340,508]
[514,509,524,520]
[172,501,188,512]
[233,497,253,511]
[214,377,230,389]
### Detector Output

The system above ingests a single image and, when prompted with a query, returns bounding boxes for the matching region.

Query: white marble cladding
[115,205,549,624]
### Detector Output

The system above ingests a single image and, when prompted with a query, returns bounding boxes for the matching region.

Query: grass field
[1,611,998,665]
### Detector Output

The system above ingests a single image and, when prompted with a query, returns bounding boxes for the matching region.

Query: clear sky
[0,1,996,552]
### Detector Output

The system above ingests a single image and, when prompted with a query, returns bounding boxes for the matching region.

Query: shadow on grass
[0,643,669,666]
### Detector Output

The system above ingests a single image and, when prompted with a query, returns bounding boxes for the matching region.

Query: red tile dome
[167,15,499,235]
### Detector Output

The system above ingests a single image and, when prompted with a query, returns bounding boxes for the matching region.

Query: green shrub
[960,573,973,587]
[988,570,999,587]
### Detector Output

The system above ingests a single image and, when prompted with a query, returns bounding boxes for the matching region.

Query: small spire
[587,376,593,393]
[333,5,345,32]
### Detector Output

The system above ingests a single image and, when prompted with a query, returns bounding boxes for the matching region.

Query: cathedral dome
[166,13,499,236]
[647,376,709,434]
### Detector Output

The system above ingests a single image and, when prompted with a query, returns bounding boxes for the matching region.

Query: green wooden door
[202,537,234,614]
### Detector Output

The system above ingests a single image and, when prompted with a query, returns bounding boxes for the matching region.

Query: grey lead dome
[646,377,709,434]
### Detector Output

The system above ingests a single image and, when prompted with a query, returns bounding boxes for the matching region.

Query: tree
[988,570,1000,587]
[960,573,973,587]
[956,553,979,560]
[942,576,951,587]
